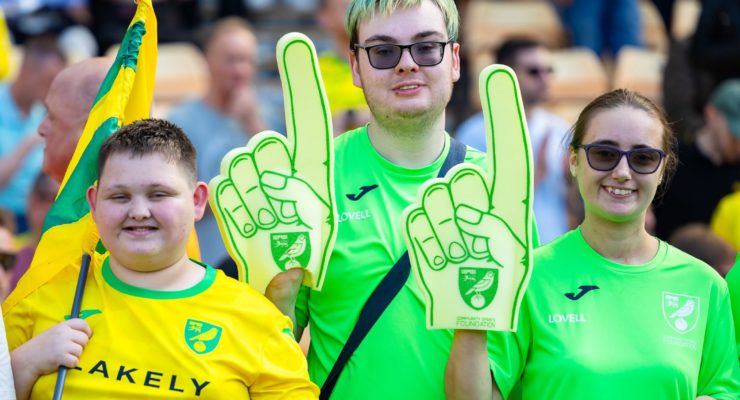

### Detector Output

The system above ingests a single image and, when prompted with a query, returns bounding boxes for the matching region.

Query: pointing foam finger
[276,33,333,197]
[479,65,533,243]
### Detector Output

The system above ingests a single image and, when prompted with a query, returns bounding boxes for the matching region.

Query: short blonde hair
[345,0,459,47]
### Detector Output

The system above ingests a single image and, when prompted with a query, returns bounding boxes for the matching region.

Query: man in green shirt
[266,0,489,397]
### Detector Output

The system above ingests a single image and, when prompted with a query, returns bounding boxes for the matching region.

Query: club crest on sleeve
[271,232,310,271]
[185,319,223,355]
[661,292,700,334]
[459,267,498,310]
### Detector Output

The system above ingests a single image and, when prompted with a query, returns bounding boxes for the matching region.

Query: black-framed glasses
[353,40,453,69]
[576,143,666,174]
[525,65,554,77]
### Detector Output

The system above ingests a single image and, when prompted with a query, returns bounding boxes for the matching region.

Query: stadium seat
[464,0,566,73]
[106,41,208,114]
[612,45,666,102]
[549,47,609,102]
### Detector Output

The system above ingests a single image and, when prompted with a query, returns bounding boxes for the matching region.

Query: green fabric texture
[490,229,740,399]
[295,126,514,398]
[102,258,215,299]
[726,253,740,361]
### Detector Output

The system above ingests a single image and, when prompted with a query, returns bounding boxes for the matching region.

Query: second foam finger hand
[228,148,279,230]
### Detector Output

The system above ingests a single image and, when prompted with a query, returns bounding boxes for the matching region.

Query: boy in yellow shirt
[6,118,318,399]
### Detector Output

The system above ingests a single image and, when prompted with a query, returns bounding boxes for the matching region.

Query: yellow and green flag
[3,0,159,314]
[0,7,12,80]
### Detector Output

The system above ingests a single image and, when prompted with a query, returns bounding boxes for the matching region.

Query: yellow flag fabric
[3,0,160,314]
[0,7,12,80]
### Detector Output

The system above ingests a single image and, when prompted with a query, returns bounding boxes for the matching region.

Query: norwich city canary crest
[270,232,311,271]
[184,319,222,355]
[459,267,498,310]
[662,292,700,334]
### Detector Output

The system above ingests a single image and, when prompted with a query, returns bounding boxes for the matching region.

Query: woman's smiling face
[571,106,666,224]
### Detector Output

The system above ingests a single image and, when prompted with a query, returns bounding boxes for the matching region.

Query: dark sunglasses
[576,143,666,174]
[525,65,554,76]
[0,251,16,271]
[353,40,453,70]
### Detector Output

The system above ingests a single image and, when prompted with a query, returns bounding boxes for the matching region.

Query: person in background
[7,173,59,297]
[654,79,740,240]
[710,190,740,251]
[316,0,371,135]
[550,0,643,57]
[168,17,265,269]
[456,38,569,244]
[0,35,65,232]
[669,223,736,277]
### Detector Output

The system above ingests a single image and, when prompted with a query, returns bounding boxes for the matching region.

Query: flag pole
[52,253,91,400]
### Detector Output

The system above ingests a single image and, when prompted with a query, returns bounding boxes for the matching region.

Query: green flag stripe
[42,117,120,232]
[41,19,147,233]
[92,20,145,107]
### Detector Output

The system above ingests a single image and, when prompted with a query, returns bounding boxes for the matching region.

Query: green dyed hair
[345,0,459,47]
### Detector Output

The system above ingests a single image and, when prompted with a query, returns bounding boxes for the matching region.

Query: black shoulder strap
[320,138,467,399]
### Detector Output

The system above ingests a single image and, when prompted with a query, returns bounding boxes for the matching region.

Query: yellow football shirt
[5,257,318,399]
[711,191,740,251]
[318,51,367,116]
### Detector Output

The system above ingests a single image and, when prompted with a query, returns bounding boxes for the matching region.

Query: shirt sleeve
[251,316,319,399]
[487,294,532,398]
[727,258,740,361]
[696,280,740,399]
[3,291,34,352]
[0,312,16,400]
[295,285,311,329]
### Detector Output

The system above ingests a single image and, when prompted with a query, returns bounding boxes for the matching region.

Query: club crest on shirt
[662,292,700,334]
[185,319,223,355]
[271,232,311,271]
[459,267,498,310]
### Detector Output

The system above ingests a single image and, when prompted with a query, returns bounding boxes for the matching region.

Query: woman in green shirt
[446,89,740,399]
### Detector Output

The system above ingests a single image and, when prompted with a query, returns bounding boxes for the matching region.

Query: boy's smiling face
[88,151,208,272]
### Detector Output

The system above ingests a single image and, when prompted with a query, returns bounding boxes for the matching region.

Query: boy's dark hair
[495,38,541,67]
[98,118,197,184]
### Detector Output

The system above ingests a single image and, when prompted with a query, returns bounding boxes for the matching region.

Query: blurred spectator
[661,0,740,141]
[37,57,110,184]
[650,0,676,36]
[3,0,90,43]
[690,0,740,107]
[8,172,59,296]
[662,37,705,143]
[90,0,199,54]
[316,0,369,135]
[456,38,570,244]
[551,0,643,57]
[0,208,17,299]
[169,17,265,267]
[710,190,740,251]
[654,79,740,240]
[0,35,65,232]
[669,223,736,277]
